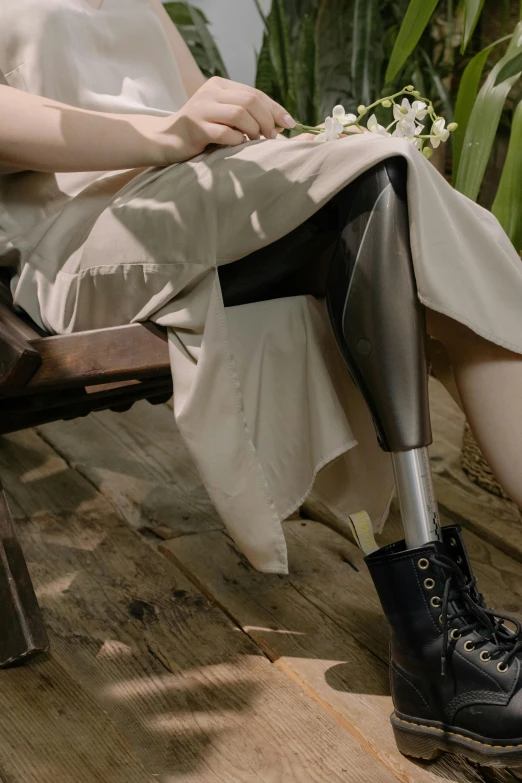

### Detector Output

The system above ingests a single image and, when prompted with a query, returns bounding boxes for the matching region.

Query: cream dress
[2,0,522,574]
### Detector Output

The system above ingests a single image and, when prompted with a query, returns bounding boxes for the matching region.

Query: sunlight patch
[250,211,268,241]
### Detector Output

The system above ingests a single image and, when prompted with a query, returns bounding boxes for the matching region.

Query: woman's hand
[148,76,297,164]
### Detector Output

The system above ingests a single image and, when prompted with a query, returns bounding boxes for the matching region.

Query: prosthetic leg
[324,157,440,549]
[326,158,522,767]
[220,156,522,766]
[221,156,442,549]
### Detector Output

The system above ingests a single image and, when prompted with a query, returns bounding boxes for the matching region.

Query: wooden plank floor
[1,380,521,782]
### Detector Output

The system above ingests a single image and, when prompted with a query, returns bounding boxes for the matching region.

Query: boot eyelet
[424,578,435,590]
[456,556,463,565]
[418,558,430,570]
[449,538,457,547]
[480,650,491,662]
[497,661,509,673]
[450,629,461,640]
[430,596,442,608]
[438,614,443,625]
[464,640,475,652]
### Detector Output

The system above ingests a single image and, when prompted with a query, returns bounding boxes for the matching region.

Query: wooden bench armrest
[0,277,171,396]
[0,322,171,398]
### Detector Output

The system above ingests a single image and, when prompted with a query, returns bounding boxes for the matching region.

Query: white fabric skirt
[10,133,522,573]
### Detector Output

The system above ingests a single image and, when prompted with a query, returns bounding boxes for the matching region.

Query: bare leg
[427,309,522,508]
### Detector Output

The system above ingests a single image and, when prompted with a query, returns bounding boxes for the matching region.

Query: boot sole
[391,712,522,767]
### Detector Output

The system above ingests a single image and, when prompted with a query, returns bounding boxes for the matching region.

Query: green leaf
[164,2,228,78]
[455,23,522,201]
[419,47,453,120]
[315,0,354,119]
[267,0,297,115]
[451,35,510,181]
[494,50,522,85]
[252,0,269,30]
[385,0,440,83]
[461,0,485,54]
[163,2,208,26]
[492,99,522,251]
[188,5,229,78]
[352,0,380,107]
[295,13,318,124]
[256,32,277,97]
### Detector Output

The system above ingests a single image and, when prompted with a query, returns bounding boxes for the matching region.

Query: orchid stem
[292,85,448,151]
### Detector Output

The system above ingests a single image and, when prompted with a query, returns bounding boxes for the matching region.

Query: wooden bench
[0,273,173,666]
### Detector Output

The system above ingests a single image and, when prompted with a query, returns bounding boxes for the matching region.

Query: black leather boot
[366,524,522,766]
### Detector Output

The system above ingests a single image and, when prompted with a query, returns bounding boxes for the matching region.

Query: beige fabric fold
[2,0,522,573]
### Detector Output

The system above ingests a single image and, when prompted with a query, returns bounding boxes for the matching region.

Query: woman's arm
[146,0,207,97]
[0,80,295,173]
[0,85,168,172]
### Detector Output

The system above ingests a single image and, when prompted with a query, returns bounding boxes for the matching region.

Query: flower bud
[412,90,421,97]
[422,147,433,159]
[357,104,366,114]
[405,85,414,91]
[399,106,409,115]
[381,99,392,108]
[447,122,458,131]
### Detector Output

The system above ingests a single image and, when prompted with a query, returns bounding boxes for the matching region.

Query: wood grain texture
[161,517,520,783]
[37,401,223,537]
[26,323,170,391]
[0,428,397,783]
[4,370,521,781]
[0,655,156,783]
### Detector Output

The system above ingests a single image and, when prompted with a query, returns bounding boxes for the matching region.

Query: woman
[2,0,522,764]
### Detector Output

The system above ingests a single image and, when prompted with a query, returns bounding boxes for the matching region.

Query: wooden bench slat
[22,322,170,392]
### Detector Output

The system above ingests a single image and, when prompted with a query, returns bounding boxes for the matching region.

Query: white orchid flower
[393,98,416,124]
[332,105,357,125]
[367,114,390,137]
[393,97,428,124]
[430,117,450,148]
[393,118,416,139]
[411,100,428,120]
[412,128,424,149]
[392,120,424,150]
[315,115,344,142]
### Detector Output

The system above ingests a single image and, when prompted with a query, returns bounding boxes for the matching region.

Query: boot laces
[430,553,522,676]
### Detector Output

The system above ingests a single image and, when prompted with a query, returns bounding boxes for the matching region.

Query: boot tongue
[430,548,496,637]
[439,525,475,584]
[432,527,485,611]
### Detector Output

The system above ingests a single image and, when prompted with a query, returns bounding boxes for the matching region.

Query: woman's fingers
[215,90,275,139]
[211,76,295,131]
[208,100,262,140]
[203,121,246,147]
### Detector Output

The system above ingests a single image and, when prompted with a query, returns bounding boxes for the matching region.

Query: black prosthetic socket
[220,158,432,453]
[324,158,431,452]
